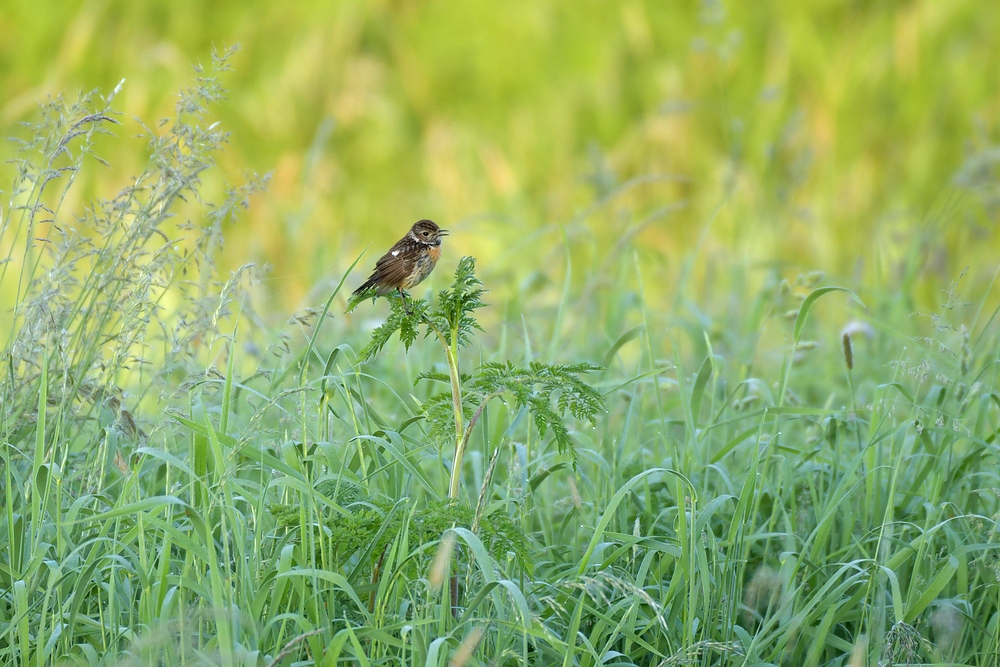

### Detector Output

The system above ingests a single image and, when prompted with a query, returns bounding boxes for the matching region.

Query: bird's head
[409,219,447,246]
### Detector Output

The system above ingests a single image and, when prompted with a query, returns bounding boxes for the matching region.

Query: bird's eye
[422,231,429,236]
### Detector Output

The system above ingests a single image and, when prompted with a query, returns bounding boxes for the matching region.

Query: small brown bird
[352,219,447,306]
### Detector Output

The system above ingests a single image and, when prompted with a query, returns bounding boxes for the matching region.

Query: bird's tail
[351,275,379,297]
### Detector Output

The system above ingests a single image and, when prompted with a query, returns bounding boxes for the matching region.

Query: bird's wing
[373,255,414,288]
[363,238,416,291]
[374,236,411,267]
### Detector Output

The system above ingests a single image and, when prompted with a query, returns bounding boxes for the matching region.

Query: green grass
[2,0,999,313]
[2,52,1000,667]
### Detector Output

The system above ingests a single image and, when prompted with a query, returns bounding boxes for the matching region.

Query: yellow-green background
[3,0,998,313]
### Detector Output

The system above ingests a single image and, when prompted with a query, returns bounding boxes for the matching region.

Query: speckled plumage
[353,220,447,297]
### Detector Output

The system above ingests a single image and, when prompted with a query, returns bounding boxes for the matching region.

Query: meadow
[2,2,1000,666]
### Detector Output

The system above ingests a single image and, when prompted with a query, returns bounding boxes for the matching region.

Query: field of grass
[3,1,1000,310]
[3,3,1000,666]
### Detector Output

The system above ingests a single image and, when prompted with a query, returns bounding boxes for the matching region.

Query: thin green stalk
[429,317,465,499]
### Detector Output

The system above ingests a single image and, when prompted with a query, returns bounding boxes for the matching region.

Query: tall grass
[2,55,1000,667]
[3,1,1000,305]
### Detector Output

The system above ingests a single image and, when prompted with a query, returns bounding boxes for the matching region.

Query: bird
[352,219,447,310]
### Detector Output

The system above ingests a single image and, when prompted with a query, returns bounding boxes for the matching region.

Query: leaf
[904,555,959,623]
[357,256,483,361]
[305,250,366,377]
[358,294,429,361]
[577,468,693,575]
[467,361,605,458]
[429,255,487,350]
[689,354,713,429]
[792,286,864,343]
[878,382,916,405]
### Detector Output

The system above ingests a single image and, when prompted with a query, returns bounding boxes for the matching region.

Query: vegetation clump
[351,255,605,497]
[272,488,532,576]
[2,48,999,667]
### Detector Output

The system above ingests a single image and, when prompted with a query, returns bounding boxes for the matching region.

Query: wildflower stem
[445,342,465,499]
[422,312,466,498]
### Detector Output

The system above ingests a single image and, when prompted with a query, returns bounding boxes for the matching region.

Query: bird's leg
[398,288,412,316]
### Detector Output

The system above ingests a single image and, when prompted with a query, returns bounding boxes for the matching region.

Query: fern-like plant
[351,256,604,498]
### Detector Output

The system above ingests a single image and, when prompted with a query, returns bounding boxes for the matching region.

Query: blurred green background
[3,0,999,315]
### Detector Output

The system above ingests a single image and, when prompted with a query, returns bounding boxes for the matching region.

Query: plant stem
[445,342,465,498]
[422,314,466,498]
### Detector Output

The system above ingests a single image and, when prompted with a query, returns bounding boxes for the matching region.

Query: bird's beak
[438,229,449,236]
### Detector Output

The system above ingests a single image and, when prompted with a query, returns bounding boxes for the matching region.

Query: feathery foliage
[354,290,430,360]
[427,255,487,349]
[355,255,606,490]
[470,361,604,457]
[355,255,485,361]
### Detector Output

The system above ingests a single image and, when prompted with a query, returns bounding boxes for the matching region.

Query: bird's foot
[398,289,413,316]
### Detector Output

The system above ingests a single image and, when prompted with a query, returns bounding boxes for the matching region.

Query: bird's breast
[402,247,441,288]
